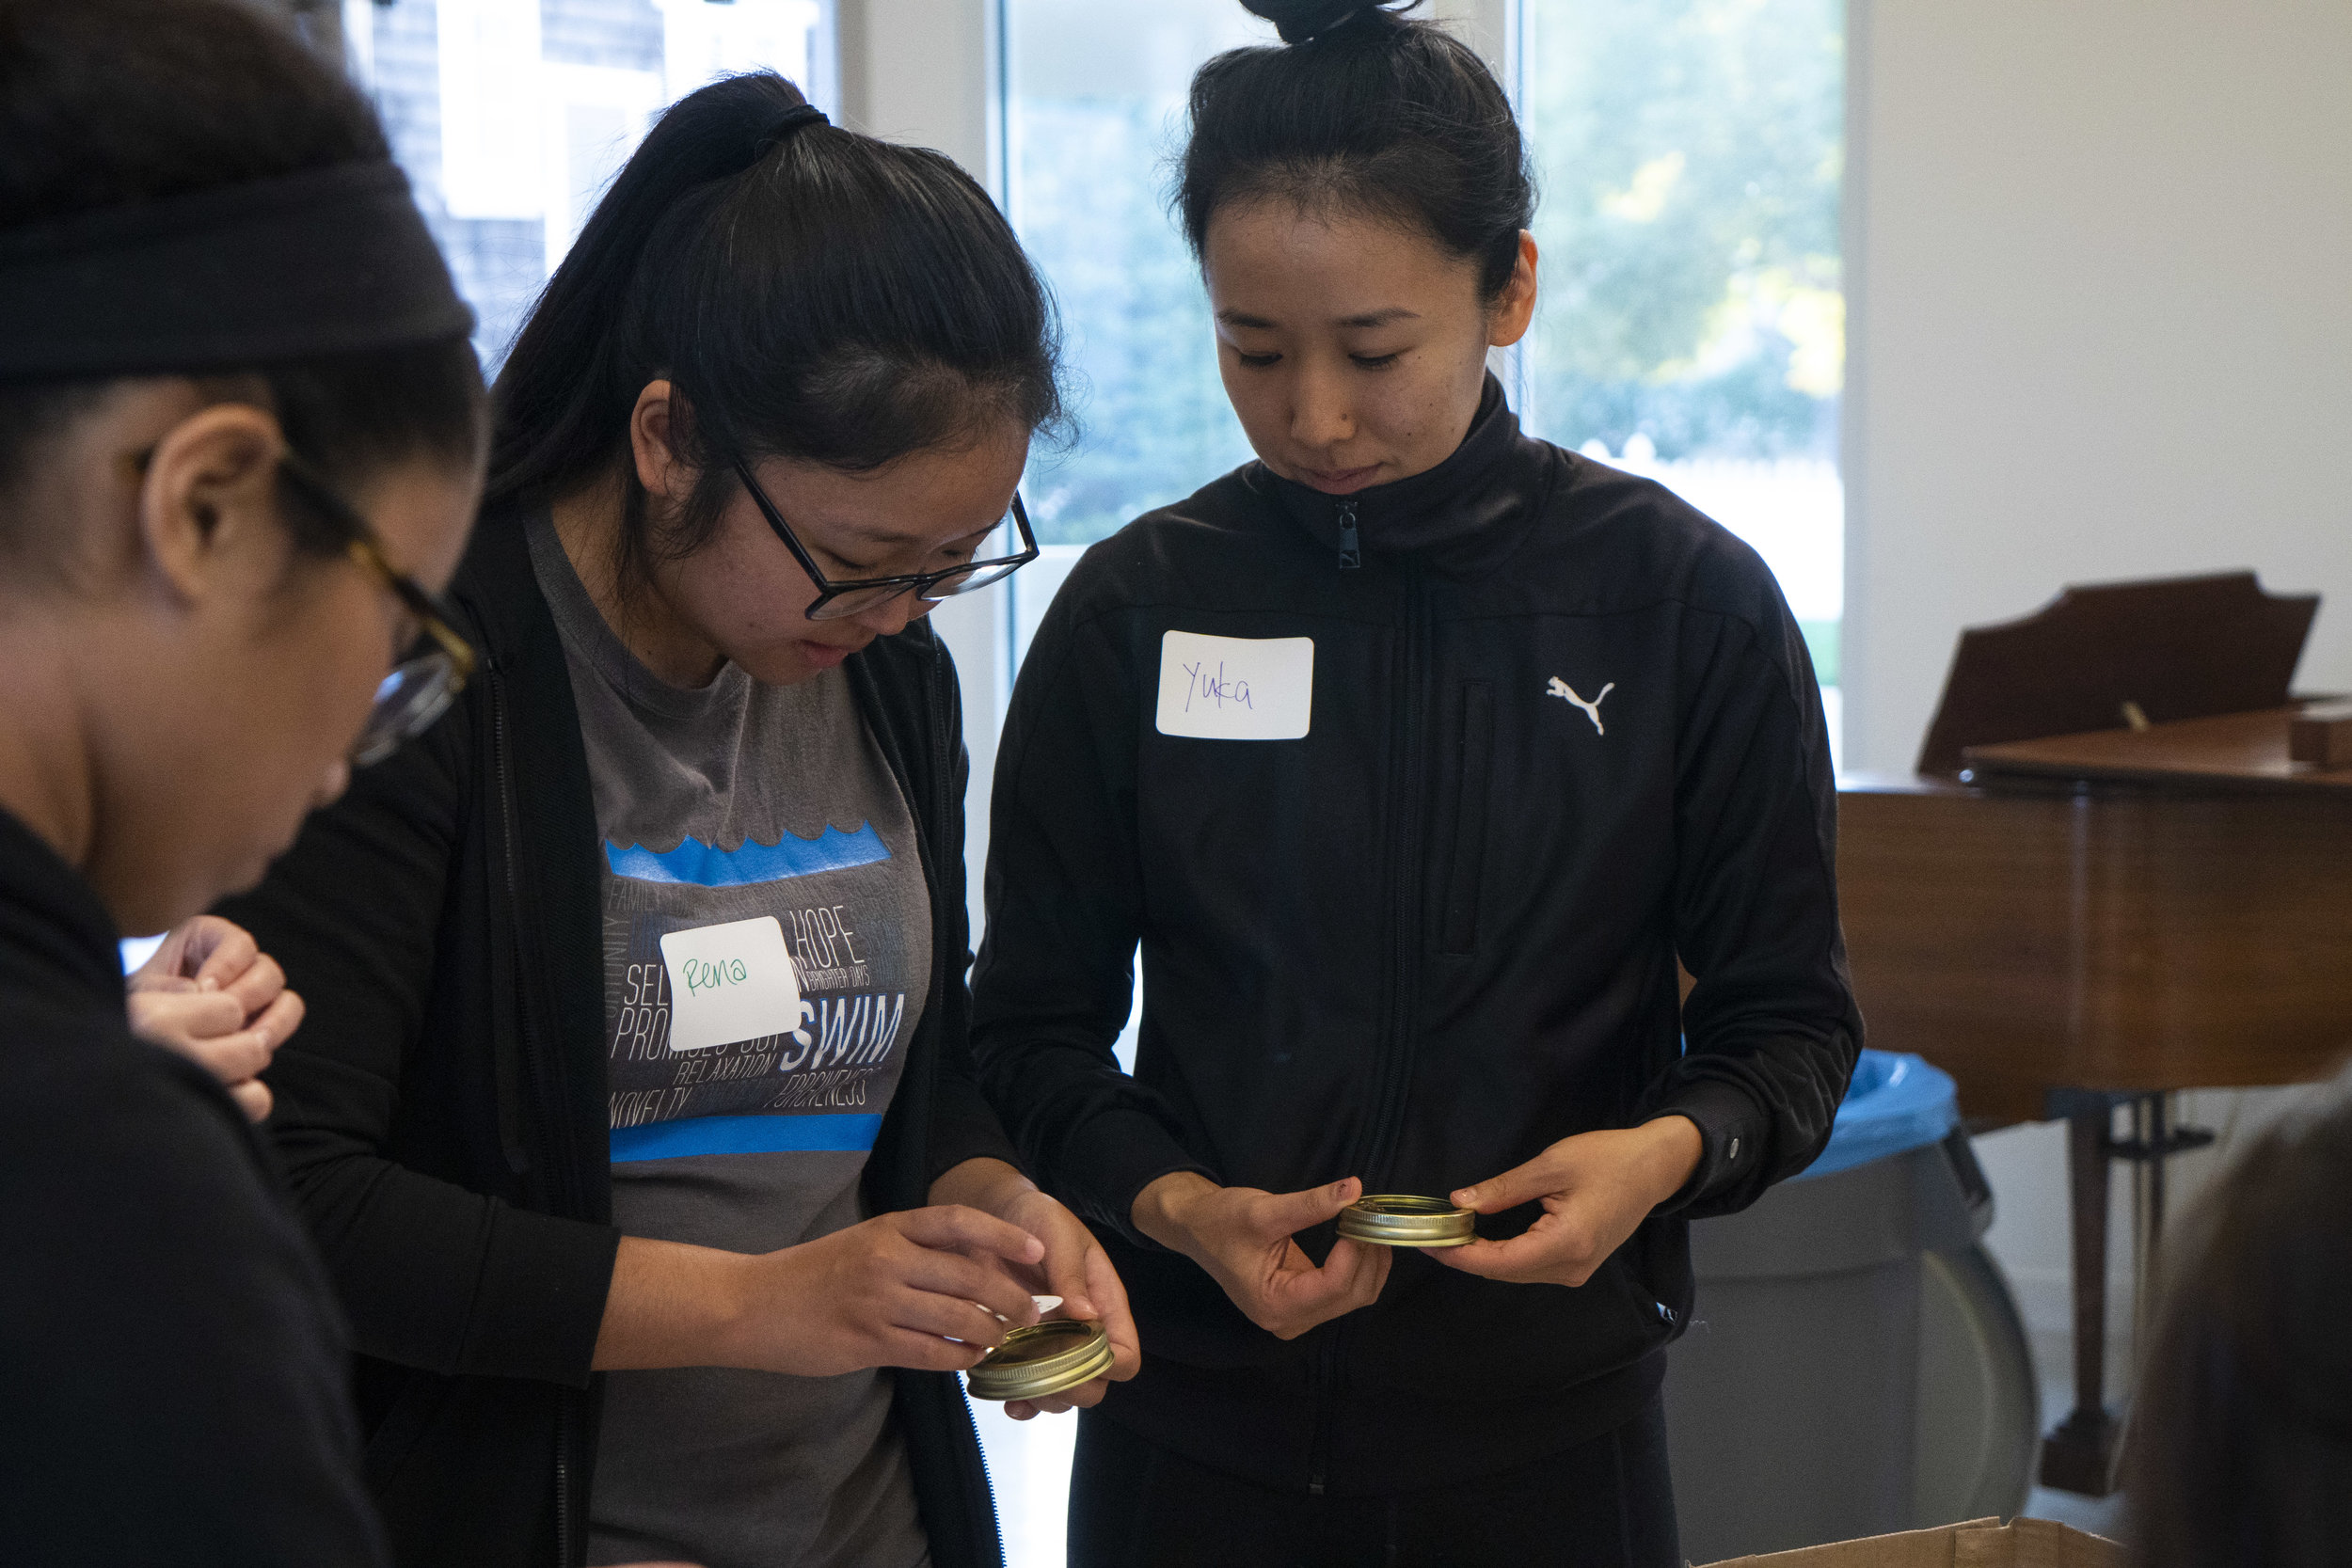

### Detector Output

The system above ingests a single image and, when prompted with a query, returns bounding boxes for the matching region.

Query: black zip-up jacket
[971,381,1862,1495]
[218,512,1017,1568]
[0,807,388,1566]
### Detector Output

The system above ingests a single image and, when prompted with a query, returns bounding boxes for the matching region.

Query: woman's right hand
[1132,1172,1391,1340]
[596,1206,1047,1377]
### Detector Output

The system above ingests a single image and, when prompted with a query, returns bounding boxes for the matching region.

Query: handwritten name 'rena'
[1181,659,1253,713]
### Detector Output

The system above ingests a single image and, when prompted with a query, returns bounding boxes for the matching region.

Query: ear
[1486,230,1540,350]
[136,404,288,605]
[628,379,692,503]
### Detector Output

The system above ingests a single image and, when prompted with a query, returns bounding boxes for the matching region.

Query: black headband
[0,161,474,382]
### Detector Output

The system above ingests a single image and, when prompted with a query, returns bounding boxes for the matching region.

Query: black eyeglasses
[732,459,1038,622]
[271,453,478,766]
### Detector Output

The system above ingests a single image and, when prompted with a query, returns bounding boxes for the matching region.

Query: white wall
[1843,0,2352,775]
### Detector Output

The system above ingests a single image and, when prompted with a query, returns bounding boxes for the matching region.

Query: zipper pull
[1336,499,1361,571]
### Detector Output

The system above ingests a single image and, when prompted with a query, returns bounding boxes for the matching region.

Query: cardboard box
[1699,1516,2125,1568]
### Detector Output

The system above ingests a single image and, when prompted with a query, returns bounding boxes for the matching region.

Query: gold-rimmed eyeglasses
[271,453,476,766]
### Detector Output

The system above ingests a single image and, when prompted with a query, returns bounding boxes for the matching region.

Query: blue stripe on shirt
[609,1113,883,1163]
[604,825,891,888]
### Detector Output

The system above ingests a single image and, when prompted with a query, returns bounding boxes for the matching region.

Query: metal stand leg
[2038,1103,2121,1495]
[2037,1089,2215,1497]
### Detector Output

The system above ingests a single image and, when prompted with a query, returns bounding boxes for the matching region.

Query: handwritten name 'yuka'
[1181,659,1254,713]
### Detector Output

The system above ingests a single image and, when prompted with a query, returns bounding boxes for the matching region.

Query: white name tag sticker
[659,916,802,1054]
[1154,631,1315,740]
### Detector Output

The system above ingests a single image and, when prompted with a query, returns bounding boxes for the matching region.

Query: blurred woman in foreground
[0,0,485,1560]
[2128,1068,2352,1568]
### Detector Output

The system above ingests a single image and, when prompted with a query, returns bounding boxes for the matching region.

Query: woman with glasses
[218,70,1128,1568]
[0,0,486,1560]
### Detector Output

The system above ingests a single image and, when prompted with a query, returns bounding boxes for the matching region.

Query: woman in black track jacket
[970,5,1862,1563]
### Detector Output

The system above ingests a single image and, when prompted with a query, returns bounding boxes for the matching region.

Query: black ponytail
[1179,1,1534,301]
[0,0,485,571]
[487,71,1065,584]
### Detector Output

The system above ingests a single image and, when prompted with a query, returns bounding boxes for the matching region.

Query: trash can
[1663,1051,2039,1562]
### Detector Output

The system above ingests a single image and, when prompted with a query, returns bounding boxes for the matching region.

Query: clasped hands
[1134,1116,1704,1338]
[126,914,302,1121]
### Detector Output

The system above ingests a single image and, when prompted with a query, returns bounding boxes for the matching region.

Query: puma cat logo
[1547,677,1615,735]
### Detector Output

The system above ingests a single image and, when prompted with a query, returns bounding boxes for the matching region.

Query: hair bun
[1242,0,1400,45]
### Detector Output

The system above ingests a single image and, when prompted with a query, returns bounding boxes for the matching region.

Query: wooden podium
[1836,572,2352,1495]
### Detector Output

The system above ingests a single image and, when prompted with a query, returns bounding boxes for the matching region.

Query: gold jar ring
[964,1318,1115,1402]
[1335,1194,1478,1248]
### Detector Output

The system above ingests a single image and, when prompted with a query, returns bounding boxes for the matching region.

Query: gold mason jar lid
[965,1318,1114,1402]
[1336,1194,1478,1248]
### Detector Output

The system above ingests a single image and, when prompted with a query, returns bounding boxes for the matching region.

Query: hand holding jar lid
[1434,1117,1708,1287]
[957,1180,1143,1418]
[1129,1174,1394,1341]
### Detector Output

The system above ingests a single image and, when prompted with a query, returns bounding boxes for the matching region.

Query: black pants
[1065,1396,1679,1568]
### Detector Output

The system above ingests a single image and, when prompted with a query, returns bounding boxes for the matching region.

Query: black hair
[0,0,486,577]
[2125,1069,2352,1567]
[487,71,1065,586]
[1179,1,1534,302]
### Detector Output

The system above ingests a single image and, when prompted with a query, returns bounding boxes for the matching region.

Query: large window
[353,0,834,370]
[1519,0,1847,714]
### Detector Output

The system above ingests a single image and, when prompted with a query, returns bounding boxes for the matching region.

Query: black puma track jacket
[971,379,1863,1495]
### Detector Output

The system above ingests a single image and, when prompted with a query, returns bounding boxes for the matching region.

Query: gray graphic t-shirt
[528,519,932,1568]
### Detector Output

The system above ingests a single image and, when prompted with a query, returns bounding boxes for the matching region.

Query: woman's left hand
[930,1158,1140,1419]
[1435,1117,1703,1287]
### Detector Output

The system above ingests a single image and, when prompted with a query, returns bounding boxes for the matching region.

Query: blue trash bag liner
[1786,1049,1959,1183]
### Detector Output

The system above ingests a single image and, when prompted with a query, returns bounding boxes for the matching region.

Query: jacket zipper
[1335,499,1361,570]
[1305,1324,1346,1495]
[1361,574,1434,1190]
[1305,568,1433,1496]
[488,661,580,1568]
